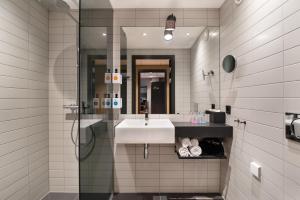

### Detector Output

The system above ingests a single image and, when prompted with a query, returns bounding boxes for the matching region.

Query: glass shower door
[79,1,114,199]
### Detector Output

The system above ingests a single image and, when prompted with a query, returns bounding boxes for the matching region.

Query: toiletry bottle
[104,69,112,84]
[112,94,122,109]
[104,94,111,109]
[191,112,197,124]
[112,68,122,84]
[93,94,100,110]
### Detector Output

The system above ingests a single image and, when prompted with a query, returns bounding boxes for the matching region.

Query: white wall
[126,49,191,114]
[0,0,49,199]
[191,27,220,111]
[220,0,300,199]
[48,11,79,193]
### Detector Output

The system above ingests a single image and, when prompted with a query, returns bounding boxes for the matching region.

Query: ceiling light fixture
[165,14,176,31]
[102,33,107,36]
[143,33,147,36]
[186,33,190,36]
[164,30,173,41]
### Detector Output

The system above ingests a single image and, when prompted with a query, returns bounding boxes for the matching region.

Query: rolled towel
[190,138,199,147]
[179,137,192,148]
[176,142,190,157]
[189,146,202,157]
[292,118,300,138]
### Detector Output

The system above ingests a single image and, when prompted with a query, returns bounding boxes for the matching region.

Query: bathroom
[1,0,300,200]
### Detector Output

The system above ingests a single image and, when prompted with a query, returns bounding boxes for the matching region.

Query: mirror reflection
[80,27,108,114]
[120,26,220,114]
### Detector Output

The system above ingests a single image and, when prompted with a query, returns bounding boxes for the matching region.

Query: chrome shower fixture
[63,104,79,113]
[202,70,215,80]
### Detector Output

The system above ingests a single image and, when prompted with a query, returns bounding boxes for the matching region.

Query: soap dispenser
[102,94,111,109]
[112,68,122,84]
[112,94,122,109]
[104,69,112,84]
[93,94,100,109]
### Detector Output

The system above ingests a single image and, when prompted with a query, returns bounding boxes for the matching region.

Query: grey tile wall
[220,0,300,199]
[0,0,49,199]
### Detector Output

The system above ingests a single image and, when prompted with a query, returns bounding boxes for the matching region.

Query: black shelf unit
[172,122,233,160]
[176,152,227,159]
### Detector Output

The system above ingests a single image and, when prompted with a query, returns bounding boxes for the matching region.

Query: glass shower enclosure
[79,1,114,199]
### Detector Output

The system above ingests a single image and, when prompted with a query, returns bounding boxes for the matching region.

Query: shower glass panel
[79,1,114,199]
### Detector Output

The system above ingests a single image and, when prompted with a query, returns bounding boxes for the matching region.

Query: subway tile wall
[126,49,191,114]
[115,114,221,193]
[113,8,220,74]
[49,11,79,193]
[220,0,300,199]
[191,27,220,111]
[113,8,221,194]
[0,0,49,199]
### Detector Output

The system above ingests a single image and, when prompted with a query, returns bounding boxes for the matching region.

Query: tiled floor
[43,193,223,200]
[113,193,224,200]
[42,193,79,200]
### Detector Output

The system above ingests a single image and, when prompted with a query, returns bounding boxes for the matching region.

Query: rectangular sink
[115,119,175,144]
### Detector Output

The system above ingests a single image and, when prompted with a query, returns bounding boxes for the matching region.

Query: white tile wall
[115,114,221,193]
[113,8,220,69]
[113,8,221,194]
[0,0,49,199]
[220,0,300,199]
[48,11,79,193]
[126,49,191,114]
[191,27,220,111]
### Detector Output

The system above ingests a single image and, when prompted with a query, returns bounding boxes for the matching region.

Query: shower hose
[70,109,96,161]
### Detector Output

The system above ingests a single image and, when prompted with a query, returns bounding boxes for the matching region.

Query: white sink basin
[80,119,103,129]
[115,119,175,144]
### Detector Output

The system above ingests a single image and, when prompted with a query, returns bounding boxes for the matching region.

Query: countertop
[173,122,233,138]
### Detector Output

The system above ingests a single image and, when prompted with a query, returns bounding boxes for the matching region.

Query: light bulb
[164,30,173,41]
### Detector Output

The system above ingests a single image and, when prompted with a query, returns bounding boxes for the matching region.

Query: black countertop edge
[172,122,232,128]
[173,122,233,138]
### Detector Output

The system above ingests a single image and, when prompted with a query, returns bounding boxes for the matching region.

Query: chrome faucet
[145,101,149,124]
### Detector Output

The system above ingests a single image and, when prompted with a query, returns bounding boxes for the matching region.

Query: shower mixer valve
[63,104,79,113]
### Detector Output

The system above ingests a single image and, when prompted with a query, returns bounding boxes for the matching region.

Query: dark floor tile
[113,193,223,200]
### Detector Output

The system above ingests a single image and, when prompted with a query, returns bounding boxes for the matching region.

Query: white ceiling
[81,0,225,9]
[123,27,204,49]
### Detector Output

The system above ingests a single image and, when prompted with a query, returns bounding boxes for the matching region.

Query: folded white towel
[190,138,199,147]
[176,142,190,157]
[189,146,202,157]
[179,137,192,148]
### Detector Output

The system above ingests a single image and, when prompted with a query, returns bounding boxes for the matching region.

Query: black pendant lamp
[165,14,176,31]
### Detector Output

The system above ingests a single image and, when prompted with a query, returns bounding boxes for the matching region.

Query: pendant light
[165,14,176,31]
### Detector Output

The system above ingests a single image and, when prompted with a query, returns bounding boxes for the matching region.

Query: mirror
[120,26,220,114]
[222,55,236,73]
[80,27,109,114]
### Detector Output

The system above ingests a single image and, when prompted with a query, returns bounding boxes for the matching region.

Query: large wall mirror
[120,26,220,114]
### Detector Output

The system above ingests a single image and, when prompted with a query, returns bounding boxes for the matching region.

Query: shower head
[37,0,78,23]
